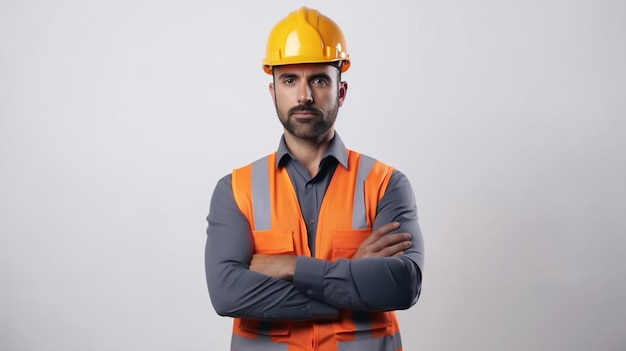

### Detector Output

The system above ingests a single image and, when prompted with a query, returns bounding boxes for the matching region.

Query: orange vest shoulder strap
[348,150,394,228]
[231,153,276,232]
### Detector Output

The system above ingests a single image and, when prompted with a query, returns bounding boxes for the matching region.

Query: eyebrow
[277,72,333,81]
[308,73,332,81]
[277,73,297,80]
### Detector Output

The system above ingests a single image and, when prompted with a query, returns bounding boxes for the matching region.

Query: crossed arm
[205,170,424,320]
[249,221,413,280]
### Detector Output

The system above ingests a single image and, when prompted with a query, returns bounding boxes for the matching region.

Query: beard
[276,101,339,140]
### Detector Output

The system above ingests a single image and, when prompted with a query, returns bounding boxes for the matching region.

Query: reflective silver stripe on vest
[231,333,288,351]
[251,157,271,231]
[232,331,400,351]
[250,154,377,231]
[337,332,401,351]
[352,155,376,229]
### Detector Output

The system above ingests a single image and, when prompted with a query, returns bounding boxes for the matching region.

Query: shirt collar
[276,132,349,170]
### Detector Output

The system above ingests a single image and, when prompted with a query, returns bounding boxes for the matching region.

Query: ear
[269,82,276,105]
[337,81,348,107]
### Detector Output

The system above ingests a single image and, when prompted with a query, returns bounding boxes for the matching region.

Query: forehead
[272,63,338,77]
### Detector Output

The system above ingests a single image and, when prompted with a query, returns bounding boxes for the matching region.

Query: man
[205,6,424,351]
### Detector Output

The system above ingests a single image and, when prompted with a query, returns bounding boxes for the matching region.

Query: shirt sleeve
[205,174,339,321]
[292,169,424,311]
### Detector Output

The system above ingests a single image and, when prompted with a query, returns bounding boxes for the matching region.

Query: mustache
[288,104,323,117]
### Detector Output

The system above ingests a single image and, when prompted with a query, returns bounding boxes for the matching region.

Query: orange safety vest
[230,149,402,351]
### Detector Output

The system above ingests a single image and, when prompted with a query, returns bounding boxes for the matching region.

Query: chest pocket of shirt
[251,230,295,254]
[331,229,370,260]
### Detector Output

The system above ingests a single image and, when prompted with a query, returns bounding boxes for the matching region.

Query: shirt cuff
[294,256,326,300]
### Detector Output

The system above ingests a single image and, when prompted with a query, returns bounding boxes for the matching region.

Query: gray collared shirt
[205,132,424,320]
[274,132,348,255]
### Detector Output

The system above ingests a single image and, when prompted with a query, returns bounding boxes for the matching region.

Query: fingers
[375,222,401,236]
[353,222,412,259]
[249,254,296,280]
[376,236,412,257]
[366,222,400,244]
[368,229,410,253]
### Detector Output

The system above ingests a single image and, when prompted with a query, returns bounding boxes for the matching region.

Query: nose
[297,83,313,104]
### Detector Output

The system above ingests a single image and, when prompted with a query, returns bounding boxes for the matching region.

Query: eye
[282,77,296,85]
[312,78,329,86]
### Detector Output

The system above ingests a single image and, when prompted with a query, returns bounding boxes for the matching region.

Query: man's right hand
[352,222,412,259]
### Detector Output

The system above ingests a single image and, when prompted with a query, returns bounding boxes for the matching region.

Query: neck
[284,129,334,177]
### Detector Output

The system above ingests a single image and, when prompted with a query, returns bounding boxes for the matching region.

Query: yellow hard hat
[262,7,350,75]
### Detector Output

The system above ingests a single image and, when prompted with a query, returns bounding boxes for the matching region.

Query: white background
[2,0,625,350]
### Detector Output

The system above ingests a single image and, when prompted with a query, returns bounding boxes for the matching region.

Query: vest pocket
[251,230,295,254]
[331,229,371,260]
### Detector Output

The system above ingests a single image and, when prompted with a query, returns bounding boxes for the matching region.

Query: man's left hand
[249,254,297,281]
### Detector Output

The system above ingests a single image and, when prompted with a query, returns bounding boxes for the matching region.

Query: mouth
[291,111,317,117]
[289,106,322,119]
